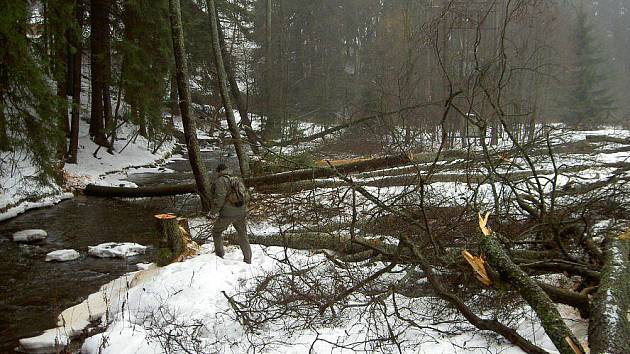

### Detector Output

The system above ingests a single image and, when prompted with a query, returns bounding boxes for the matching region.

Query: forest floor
[18,124,630,353]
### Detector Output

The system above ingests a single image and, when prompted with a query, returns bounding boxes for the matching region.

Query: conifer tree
[562,5,616,127]
[120,0,171,140]
[0,1,63,179]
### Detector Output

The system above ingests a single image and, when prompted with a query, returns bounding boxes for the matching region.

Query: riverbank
[0,123,176,222]
[25,216,586,354]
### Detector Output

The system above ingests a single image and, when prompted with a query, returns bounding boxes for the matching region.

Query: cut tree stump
[155,213,199,265]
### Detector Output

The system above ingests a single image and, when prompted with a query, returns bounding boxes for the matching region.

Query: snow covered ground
[21,220,588,354]
[0,122,175,222]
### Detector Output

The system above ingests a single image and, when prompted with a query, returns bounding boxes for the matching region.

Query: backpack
[225,176,248,207]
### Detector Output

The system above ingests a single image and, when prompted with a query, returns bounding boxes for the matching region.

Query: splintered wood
[478,211,492,236]
[462,250,492,286]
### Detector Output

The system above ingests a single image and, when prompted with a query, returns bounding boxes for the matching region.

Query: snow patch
[45,249,81,262]
[88,242,147,258]
[12,229,48,242]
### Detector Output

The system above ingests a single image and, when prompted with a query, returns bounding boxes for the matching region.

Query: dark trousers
[212,216,252,263]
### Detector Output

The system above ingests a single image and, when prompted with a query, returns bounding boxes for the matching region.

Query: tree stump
[155,213,199,266]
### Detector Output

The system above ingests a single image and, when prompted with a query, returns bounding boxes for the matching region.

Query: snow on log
[588,229,630,354]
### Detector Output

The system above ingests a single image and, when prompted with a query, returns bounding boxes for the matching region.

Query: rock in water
[88,242,147,258]
[12,229,48,243]
[45,249,81,262]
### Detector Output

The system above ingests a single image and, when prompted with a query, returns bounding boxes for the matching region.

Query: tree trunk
[261,0,280,140]
[206,0,250,177]
[68,0,84,164]
[168,0,213,212]
[89,0,108,141]
[0,98,8,151]
[169,70,179,117]
[215,13,261,154]
[588,231,630,354]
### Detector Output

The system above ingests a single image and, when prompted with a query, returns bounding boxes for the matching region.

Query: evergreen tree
[120,0,171,140]
[0,1,64,179]
[561,5,616,127]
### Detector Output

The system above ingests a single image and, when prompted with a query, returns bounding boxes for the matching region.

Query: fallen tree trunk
[246,232,405,257]
[263,166,597,193]
[85,153,422,197]
[478,214,585,354]
[588,230,630,354]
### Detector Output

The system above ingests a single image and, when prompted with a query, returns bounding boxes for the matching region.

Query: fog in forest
[1,1,629,354]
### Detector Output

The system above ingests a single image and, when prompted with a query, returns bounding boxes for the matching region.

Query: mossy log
[480,231,585,354]
[155,214,199,265]
[588,230,630,354]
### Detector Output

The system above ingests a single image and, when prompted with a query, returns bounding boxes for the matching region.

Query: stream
[0,143,232,352]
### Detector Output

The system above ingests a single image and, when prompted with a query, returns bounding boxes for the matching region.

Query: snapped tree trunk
[206,0,250,177]
[168,0,213,211]
[479,225,585,354]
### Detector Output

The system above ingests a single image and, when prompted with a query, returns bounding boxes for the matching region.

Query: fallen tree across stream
[84,151,466,198]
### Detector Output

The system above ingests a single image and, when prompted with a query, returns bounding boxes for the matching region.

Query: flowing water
[0,145,231,352]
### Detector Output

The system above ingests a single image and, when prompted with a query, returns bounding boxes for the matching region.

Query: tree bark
[206,0,250,177]
[0,97,8,151]
[88,0,113,150]
[68,0,84,164]
[169,70,179,117]
[89,0,109,141]
[588,231,630,354]
[168,0,213,211]
[261,0,280,140]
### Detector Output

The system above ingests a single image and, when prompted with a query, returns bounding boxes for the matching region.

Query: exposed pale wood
[154,214,199,265]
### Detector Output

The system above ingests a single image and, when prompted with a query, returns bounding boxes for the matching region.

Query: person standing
[208,163,252,263]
